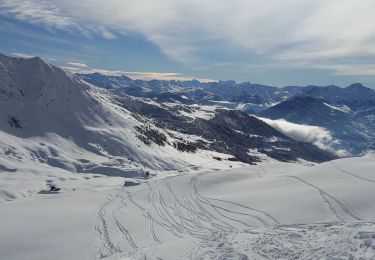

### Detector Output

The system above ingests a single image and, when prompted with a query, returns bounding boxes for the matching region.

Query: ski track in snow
[330,161,375,184]
[112,208,138,250]
[95,169,275,259]
[283,175,363,222]
[94,160,375,259]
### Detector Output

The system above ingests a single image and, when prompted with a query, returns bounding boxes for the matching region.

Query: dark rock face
[134,125,168,146]
[7,116,22,129]
[173,142,197,153]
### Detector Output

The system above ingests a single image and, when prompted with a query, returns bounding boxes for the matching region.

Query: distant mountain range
[0,54,334,179]
[78,73,375,111]
[78,72,375,156]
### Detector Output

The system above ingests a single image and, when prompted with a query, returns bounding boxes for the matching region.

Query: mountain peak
[1,53,41,62]
[0,53,53,72]
[347,83,366,89]
[346,83,374,94]
[0,53,90,107]
[288,94,323,103]
[28,56,44,62]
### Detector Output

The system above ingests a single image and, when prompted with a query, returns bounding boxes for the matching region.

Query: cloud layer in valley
[258,117,349,157]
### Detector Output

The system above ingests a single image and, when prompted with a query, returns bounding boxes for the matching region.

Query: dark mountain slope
[259,95,350,127]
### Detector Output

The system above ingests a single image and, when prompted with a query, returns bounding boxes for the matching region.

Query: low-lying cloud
[258,117,349,157]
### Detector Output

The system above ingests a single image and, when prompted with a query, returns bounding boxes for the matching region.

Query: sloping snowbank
[1,153,374,259]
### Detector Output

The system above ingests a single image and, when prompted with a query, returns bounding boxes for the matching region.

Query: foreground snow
[1,155,375,259]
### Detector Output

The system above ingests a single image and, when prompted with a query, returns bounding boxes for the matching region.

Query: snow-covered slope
[0,54,246,177]
[90,155,375,259]
[1,155,374,259]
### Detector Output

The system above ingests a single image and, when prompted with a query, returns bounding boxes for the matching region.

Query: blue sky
[1,0,375,87]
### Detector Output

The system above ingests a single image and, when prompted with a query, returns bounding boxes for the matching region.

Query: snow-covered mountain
[0,54,334,182]
[79,72,375,111]
[0,54,226,177]
[78,72,215,104]
[78,73,279,107]
[78,72,375,156]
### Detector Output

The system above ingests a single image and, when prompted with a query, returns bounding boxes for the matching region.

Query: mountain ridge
[0,54,335,179]
[77,72,375,111]
[77,71,375,156]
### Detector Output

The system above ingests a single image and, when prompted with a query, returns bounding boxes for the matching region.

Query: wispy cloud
[316,64,375,76]
[0,0,79,30]
[67,62,87,67]
[78,68,216,82]
[122,71,216,82]
[61,66,81,71]
[2,0,375,77]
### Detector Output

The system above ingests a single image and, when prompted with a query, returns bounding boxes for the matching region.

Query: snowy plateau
[0,54,375,260]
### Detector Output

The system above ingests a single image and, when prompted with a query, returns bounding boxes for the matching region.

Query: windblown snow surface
[1,154,375,260]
